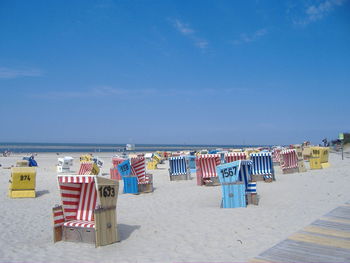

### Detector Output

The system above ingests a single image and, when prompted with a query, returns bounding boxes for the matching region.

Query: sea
[0,142,267,154]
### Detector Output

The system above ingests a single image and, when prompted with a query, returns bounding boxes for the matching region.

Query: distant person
[322,138,328,147]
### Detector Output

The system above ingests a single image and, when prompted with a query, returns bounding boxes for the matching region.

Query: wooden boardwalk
[252,203,350,262]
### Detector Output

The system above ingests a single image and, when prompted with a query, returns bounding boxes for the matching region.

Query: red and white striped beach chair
[196,154,221,186]
[78,161,100,175]
[52,174,119,247]
[131,156,153,193]
[225,152,246,163]
[110,157,126,180]
[280,149,299,174]
[272,148,282,165]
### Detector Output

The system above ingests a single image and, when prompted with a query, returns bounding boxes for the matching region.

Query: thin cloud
[31,86,248,99]
[173,20,194,35]
[172,19,208,50]
[292,0,346,25]
[31,86,157,99]
[233,28,268,45]
[0,67,43,79]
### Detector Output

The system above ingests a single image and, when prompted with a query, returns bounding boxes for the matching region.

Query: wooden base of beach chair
[53,226,63,242]
[63,226,96,244]
[321,162,330,169]
[282,167,299,174]
[247,193,259,206]
[298,160,307,173]
[264,177,273,183]
[169,173,190,181]
[138,183,153,193]
[95,207,119,246]
[8,189,36,198]
[203,177,220,186]
[251,174,264,182]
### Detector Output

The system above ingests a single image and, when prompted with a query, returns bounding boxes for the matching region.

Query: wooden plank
[303,225,350,239]
[258,239,350,262]
[288,232,350,249]
[320,216,350,225]
[250,258,273,263]
[326,207,350,219]
[312,219,350,232]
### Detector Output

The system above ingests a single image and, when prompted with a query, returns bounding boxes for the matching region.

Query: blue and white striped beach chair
[250,152,275,182]
[239,160,253,188]
[168,156,191,181]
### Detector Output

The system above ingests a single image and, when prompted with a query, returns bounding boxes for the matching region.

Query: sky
[0,0,349,145]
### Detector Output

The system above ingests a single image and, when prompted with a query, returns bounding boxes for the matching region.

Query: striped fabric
[78,162,94,175]
[138,174,152,184]
[59,183,81,221]
[63,220,95,228]
[112,157,125,167]
[53,207,65,227]
[76,182,97,222]
[225,152,246,163]
[246,182,257,193]
[272,148,282,163]
[58,175,94,183]
[196,154,221,178]
[239,160,253,187]
[131,156,151,184]
[280,149,298,170]
[111,157,125,180]
[250,152,274,175]
[169,156,187,176]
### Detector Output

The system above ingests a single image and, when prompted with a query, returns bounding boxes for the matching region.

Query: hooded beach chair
[168,156,191,181]
[8,167,36,198]
[216,161,246,208]
[52,174,119,247]
[272,148,282,165]
[130,156,153,193]
[196,154,221,186]
[280,149,299,174]
[110,157,126,180]
[225,152,246,163]
[250,152,275,182]
[310,146,330,169]
[57,156,74,173]
[78,161,100,175]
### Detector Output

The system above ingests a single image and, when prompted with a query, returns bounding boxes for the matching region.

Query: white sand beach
[0,152,349,262]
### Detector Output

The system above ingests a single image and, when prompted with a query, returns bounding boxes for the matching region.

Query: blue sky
[0,0,349,145]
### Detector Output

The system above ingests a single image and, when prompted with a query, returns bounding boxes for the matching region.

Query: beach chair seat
[63,220,95,228]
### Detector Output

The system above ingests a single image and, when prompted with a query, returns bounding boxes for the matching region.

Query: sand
[0,151,349,262]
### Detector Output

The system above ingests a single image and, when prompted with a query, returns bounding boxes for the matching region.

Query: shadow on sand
[36,190,50,197]
[118,224,141,241]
